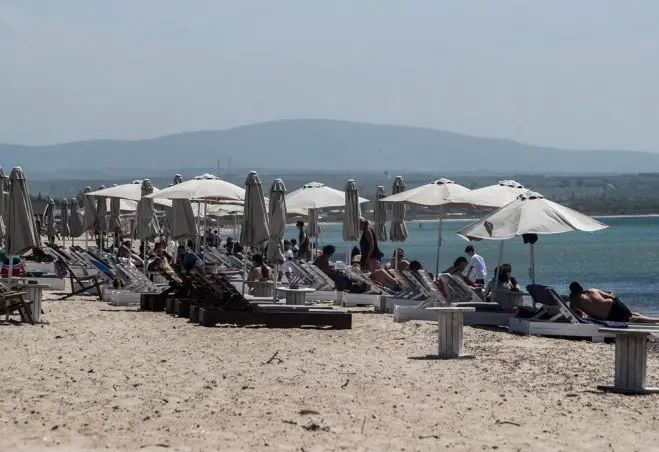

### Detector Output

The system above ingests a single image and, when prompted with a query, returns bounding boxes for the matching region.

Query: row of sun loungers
[36,245,659,342]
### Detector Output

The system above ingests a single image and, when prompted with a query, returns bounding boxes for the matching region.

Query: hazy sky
[1,0,658,151]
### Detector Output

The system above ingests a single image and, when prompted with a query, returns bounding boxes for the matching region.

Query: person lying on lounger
[568,281,659,324]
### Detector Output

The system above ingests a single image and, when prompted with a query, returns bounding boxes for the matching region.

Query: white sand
[1,288,658,451]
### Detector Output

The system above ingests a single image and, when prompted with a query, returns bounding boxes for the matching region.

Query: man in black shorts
[569,281,659,324]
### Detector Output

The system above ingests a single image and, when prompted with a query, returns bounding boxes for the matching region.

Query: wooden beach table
[597,327,659,395]
[427,306,476,359]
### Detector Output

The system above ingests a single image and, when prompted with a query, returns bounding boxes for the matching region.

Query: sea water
[284,216,659,316]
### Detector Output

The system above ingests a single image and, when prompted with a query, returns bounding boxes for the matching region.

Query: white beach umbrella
[267,179,287,265]
[7,167,40,256]
[147,173,244,202]
[286,181,368,209]
[87,182,172,207]
[44,197,56,240]
[267,179,287,300]
[307,208,321,238]
[136,180,161,241]
[381,178,487,276]
[169,188,197,241]
[342,180,361,264]
[456,191,608,283]
[389,176,409,243]
[0,167,6,245]
[69,199,85,239]
[240,172,270,294]
[109,197,122,236]
[469,180,530,209]
[373,185,388,242]
[240,172,270,247]
[96,186,108,245]
[82,186,97,235]
[61,198,71,242]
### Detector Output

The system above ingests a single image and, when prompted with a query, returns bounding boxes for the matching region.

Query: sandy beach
[1,287,658,452]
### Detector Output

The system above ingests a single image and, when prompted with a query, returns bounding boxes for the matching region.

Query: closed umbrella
[81,186,96,246]
[69,199,85,241]
[373,185,388,242]
[167,174,197,242]
[307,208,321,238]
[389,176,409,243]
[61,198,70,245]
[456,191,608,284]
[240,172,269,294]
[0,167,6,246]
[267,179,287,300]
[6,168,40,281]
[109,197,122,236]
[342,180,361,264]
[240,172,270,247]
[136,180,161,273]
[96,185,108,247]
[44,197,56,242]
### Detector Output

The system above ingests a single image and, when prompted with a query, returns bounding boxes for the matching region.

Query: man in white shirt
[465,245,487,285]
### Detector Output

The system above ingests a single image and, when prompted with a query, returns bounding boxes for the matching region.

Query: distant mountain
[2,119,658,175]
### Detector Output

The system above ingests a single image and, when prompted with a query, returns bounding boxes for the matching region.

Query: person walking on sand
[465,245,487,285]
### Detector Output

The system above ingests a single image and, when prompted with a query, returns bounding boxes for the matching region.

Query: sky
[1,0,658,151]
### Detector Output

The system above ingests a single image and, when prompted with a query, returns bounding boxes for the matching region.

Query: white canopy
[456,191,608,240]
[468,180,530,209]
[146,173,244,202]
[456,191,608,284]
[380,178,481,207]
[380,178,490,275]
[87,182,172,207]
[286,181,368,209]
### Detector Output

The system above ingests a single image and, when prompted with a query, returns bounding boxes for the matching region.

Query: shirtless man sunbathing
[569,281,659,324]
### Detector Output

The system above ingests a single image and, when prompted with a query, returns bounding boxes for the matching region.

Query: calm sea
[284,216,659,316]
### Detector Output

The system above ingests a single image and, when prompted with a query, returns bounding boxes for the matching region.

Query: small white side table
[280,288,316,305]
[597,327,659,394]
[427,307,476,359]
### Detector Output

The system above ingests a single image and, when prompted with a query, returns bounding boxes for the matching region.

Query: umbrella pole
[242,254,247,296]
[273,264,278,302]
[195,202,201,253]
[143,240,148,275]
[434,207,443,278]
[529,242,536,285]
[491,240,504,300]
[233,213,237,239]
[203,201,208,270]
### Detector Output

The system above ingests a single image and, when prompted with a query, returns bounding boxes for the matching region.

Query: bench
[597,327,659,395]
[427,307,475,359]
